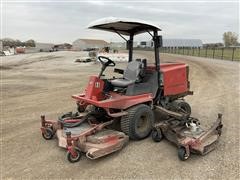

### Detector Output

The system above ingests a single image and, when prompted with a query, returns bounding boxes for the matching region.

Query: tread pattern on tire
[174,100,191,116]
[121,104,152,140]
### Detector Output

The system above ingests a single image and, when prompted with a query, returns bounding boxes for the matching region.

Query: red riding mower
[41,17,222,163]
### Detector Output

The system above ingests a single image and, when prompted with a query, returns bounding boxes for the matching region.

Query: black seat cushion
[110,61,143,88]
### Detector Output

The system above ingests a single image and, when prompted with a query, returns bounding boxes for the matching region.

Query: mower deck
[152,114,223,160]
[57,127,128,159]
[40,114,128,163]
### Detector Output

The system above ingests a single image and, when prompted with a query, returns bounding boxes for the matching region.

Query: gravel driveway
[1,51,239,179]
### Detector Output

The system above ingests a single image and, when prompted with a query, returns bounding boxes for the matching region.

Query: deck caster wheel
[42,128,54,140]
[178,147,190,161]
[67,148,82,163]
[151,128,163,142]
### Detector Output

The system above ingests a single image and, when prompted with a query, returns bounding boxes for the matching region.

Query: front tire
[121,104,154,140]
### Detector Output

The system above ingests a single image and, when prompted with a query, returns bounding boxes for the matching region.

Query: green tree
[223,32,239,47]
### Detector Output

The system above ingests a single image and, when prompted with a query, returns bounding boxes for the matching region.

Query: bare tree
[2,38,15,47]
[223,32,239,47]
[25,39,36,47]
[1,38,36,47]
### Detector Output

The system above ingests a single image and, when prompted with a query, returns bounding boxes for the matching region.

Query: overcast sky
[1,0,239,44]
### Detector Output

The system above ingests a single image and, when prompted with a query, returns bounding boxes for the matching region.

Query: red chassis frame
[72,75,154,117]
[72,63,190,117]
[72,92,153,111]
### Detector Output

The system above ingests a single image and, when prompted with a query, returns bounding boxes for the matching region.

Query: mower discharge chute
[41,17,222,163]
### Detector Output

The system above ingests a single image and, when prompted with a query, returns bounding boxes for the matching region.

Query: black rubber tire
[175,100,191,116]
[42,128,54,140]
[151,128,163,142]
[67,148,82,163]
[178,147,190,161]
[121,104,154,140]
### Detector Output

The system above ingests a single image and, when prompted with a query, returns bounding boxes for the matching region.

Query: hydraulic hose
[58,112,93,128]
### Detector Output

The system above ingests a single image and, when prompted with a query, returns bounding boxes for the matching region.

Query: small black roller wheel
[42,128,54,140]
[67,148,82,163]
[151,128,163,142]
[178,147,190,161]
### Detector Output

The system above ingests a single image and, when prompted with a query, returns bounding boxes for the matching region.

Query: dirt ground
[1,51,239,179]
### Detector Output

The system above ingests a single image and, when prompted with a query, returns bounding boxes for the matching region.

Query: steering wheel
[98,56,116,67]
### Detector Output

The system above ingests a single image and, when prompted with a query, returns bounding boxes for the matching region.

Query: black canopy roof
[88,17,161,36]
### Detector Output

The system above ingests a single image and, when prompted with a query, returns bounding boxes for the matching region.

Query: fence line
[159,47,240,61]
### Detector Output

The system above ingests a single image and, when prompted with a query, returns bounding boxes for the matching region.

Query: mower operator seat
[111,60,144,88]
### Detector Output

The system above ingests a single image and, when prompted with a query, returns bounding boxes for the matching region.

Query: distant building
[139,39,203,48]
[53,43,72,51]
[72,39,109,51]
[203,43,224,48]
[138,41,154,48]
[163,39,203,48]
[110,41,138,49]
[0,40,3,52]
[110,42,126,49]
[25,42,54,53]
[36,42,54,52]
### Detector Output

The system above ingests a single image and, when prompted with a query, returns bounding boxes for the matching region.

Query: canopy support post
[127,33,134,62]
[113,29,128,42]
[153,30,160,72]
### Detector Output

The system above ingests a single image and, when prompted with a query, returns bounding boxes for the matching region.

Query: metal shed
[72,39,109,51]
[163,39,203,48]
[139,39,203,48]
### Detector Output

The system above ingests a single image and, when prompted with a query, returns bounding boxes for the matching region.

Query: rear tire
[179,101,191,116]
[171,100,191,116]
[121,104,154,140]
